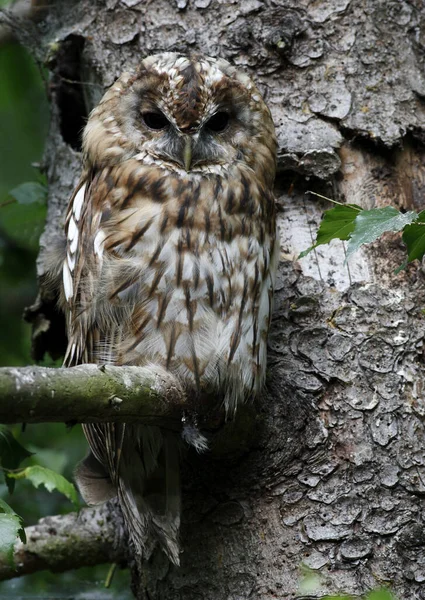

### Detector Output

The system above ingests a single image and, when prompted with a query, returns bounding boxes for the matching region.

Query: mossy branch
[0,504,125,581]
[0,364,186,425]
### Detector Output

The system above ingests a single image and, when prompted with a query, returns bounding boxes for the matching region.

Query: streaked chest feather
[67,161,276,407]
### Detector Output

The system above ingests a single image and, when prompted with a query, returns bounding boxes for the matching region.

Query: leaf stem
[305,191,361,211]
[105,563,117,588]
[0,199,16,209]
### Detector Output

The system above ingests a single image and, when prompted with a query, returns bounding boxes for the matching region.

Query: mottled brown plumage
[61,53,277,565]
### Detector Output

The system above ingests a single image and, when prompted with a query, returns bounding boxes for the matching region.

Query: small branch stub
[110,395,123,409]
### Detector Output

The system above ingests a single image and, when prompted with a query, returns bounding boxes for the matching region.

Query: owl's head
[83,53,276,188]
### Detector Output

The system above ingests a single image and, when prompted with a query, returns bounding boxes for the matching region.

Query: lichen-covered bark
[18,0,425,598]
[0,503,125,581]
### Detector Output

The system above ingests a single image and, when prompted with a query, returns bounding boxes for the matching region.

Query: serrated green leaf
[401,210,425,266]
[0,499,26,544]
[0,513,23,565]
[346,207,418,259]
[27,446,68,474]
[299,204,361,259]
[0,498,16,515]
[8,465,79,507]
[0,426,32,494]
[8,181,47,205]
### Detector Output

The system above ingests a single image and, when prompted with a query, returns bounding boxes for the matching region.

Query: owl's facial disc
[114,54,272,174]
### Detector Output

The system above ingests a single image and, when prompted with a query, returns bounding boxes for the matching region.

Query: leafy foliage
[299,204,360,258]
[0,426,79,567]
[0,425,32,493]
[300,193,425,269]
[0,513,24,566]
[0,498,26,566]
[346,207,418,259]
[0,41,49,367]
[400,210,425,265]
[0,422,80,544]
[9,181,48,206]
[8,465,79,508]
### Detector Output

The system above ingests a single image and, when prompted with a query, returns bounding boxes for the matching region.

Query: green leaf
[0,426,32,493]
[0,499,26,544]
[299,204,361,258]
[401,210,425,266]
[0,513,23,565]
[0,201,47,252]
[8,465,79,507]
[0,498,16,515]
[8,181,47,205]
[346,207,418,259]
[27,446,68,474]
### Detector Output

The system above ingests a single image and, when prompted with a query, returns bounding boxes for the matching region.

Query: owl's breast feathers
[64,160,276,410]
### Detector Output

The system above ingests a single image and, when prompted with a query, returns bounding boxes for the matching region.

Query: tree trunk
[27,0,425,598]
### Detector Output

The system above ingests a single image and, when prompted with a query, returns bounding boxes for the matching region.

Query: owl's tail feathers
[75,426,181,565]
[75,450,116,505]
[118,426,181,566]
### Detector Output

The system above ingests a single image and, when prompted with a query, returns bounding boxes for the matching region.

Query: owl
[60,53,277,565]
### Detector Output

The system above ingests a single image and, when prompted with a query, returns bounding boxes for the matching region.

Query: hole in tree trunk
[54,35,88,152]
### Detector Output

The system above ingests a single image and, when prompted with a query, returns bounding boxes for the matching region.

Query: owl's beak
[183,136,192,172]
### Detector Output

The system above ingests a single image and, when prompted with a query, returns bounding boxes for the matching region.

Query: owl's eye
[142,111,169,130]
[205,112,230,133]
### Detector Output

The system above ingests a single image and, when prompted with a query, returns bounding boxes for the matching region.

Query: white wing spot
[68,215,78,242]
[63,261,73,301]
[67,252,76,271]
[69,233,78,255]
[73,184,86,221]
[94,230,106,258]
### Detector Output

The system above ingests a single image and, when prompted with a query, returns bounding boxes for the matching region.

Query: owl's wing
[63,169,105,366]
[63,170,124,494]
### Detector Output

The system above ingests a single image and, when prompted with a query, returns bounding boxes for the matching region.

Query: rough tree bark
[7,0,425,598]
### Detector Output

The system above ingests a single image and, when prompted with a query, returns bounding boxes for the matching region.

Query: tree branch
[0,504,125,581]
[0,364,186,424]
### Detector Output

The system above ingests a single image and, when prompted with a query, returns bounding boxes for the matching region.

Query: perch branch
[0,365,186,424]
[0,504,125,581]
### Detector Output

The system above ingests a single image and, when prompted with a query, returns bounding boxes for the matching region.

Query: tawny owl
[60,53,277,565]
